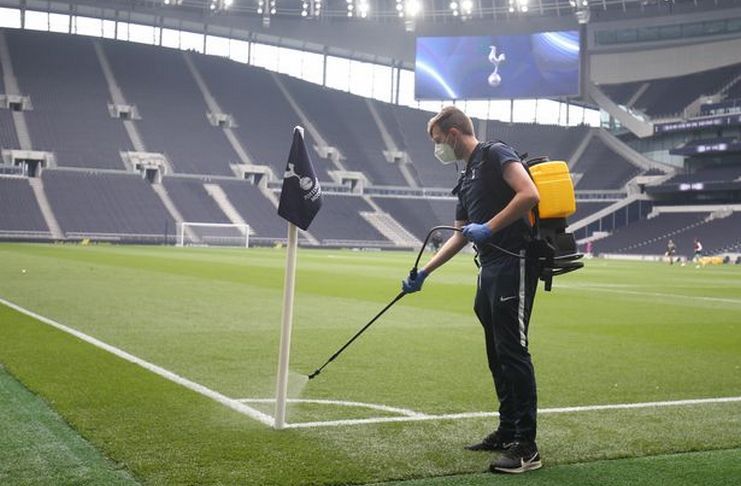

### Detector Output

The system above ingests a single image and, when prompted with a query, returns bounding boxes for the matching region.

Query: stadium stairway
[201,183,257,243]
[625,82,650,110]
[182,52,255,174]
[91,40,147,155]
[567,129,594,170]
[360,211,421,247]
[598,128,670,174]
[365,99,420,188]
[589,82,654,138]
[0,31,32,151]
[150,182,199,244]
[27,178,63,239]
[270,72,348,176]
[360,196,421,247]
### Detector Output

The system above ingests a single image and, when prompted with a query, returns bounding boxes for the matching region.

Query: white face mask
[434,142,458,165]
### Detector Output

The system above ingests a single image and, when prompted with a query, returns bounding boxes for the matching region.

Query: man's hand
[402,269,428,294]
[461,223,494,245]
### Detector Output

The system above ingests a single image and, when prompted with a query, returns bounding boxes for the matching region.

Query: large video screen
[415,31,580,100]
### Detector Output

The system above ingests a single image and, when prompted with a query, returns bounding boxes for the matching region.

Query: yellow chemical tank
[528,160,575,221]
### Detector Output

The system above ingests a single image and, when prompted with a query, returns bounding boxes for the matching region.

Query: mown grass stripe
[0,296,275,427]
[0,366,139,485]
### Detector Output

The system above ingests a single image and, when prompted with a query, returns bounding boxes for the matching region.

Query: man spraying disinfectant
[402,106,543,474]
[306,108,582,472]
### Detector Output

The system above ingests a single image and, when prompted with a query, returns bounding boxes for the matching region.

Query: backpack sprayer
[307,157,583,379]
[523,156,584,291]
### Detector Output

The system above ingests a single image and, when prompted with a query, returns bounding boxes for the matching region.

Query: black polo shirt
[453,141,532,264]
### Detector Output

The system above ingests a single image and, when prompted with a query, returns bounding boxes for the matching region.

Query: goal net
[177,222,250,248]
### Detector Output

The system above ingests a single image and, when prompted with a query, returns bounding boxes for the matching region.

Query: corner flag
[277,127,322,231]
[274,126,321,430]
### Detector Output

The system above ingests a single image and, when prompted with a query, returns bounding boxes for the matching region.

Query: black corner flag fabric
[278,128,323,231]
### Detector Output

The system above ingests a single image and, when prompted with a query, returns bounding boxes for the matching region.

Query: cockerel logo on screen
[285,162,320,202]
[487,45,506,88]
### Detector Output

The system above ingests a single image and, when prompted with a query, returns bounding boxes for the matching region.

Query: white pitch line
[558,285,741,306]
[0,297,275,427]
[237,398,428,418]
[284,396,741,429]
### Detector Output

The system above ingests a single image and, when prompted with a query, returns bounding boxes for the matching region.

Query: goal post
[177,222,250,248]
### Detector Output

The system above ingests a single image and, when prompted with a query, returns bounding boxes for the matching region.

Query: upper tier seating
[281,76,409,187]
[191,54,334,182]
[573,137,642,190]
[103,40,239,176]
[7,30,132,169]
[600,63,741,118]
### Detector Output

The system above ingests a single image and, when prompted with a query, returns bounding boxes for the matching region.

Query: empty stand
[103,41,238,176]
[594,212,708,254]
[215,179,286,241]
[486,121,588,163]
[6,30,132,169]
[0,177,49,233]
[0,109,18,149]
[378,104,459,188]
[161,176,243,241]
[602,63,741,118]
[665,163,741,185]
[0,47,18,148]
[309,194,389,244]
[192,55,333,182]
[666,213,741,256]
[281,77,408,187]
[162,177,231,224]
[372,197,458,241]
[573,137,642,190]
[4,30,739,255]
[570,201,612,223]
[42,170,173,238]
[600,81,644,106]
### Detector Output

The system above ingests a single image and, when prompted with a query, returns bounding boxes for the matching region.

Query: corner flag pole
[273,126,304,430]
[274,221,297,429]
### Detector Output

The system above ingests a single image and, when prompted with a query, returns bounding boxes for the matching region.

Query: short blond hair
[427,106,474,138]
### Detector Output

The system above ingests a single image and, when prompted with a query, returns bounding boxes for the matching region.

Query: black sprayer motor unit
[524,156,584,291]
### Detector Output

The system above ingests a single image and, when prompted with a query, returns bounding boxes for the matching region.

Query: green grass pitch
[0,243,739,484]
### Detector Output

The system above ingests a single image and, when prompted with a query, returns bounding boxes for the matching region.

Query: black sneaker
[465,430,515,452]
[490,441,542,474]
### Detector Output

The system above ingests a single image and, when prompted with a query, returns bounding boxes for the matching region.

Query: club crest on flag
[278,127,323,231]
[284,162,320,200]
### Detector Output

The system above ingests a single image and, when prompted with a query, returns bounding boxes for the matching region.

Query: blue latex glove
[461,223,494,245]
[402,269,428,294]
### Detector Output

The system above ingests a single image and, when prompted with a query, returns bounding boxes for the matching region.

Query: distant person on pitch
[693,238,704,267]
[401,106,542,474]
[666,239,677,265]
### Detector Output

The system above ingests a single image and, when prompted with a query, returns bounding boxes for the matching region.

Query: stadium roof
[34,0,741,24]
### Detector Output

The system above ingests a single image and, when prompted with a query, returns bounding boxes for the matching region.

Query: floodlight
[405,0,421,17]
